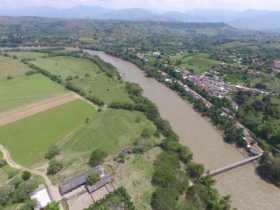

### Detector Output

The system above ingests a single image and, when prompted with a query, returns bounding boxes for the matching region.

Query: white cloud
[1,0,280,11]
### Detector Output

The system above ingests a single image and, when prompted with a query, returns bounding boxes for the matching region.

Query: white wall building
[31,185,52,210]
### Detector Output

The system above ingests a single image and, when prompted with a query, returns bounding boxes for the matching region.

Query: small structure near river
[30,185,52,210]
[58,165,114,210]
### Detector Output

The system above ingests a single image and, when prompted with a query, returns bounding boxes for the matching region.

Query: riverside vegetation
[0,48,232,210]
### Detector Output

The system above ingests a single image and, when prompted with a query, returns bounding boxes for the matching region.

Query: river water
[87,50,280,210]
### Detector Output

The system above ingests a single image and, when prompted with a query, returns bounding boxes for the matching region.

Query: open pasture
[0,55,32,79]
[63,109,157,154]
[181,53,220,73]
[0,74,67,113]
[30,54,133,104]
[0,100,95,166]
[7,51,47,60]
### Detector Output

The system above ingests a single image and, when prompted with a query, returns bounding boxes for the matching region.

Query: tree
[224,126,244,145]
[187,162,204,179]
[89,149,107,167]
[257,153,280,185]
[86,172,100,186]
[22,171,31,181]
[47,160,63,175]
[0,159,7,168]
[45,145,60,160]
[45,202,60,210]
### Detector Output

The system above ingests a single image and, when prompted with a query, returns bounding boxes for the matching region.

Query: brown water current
[87,50,280,210]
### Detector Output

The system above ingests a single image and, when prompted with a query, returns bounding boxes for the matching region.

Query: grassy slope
[63,109,156,154]
[0,100,95,166]
[0,150,19,185]
[0,74,67,113]
[114,147,161,210]
[31,55,132,104]
[0,55,32,79]
[181,53,219,73]
[7,51,47,60]
[49,109,158,183]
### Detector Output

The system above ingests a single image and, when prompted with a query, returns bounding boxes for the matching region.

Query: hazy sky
[1,0,280,11]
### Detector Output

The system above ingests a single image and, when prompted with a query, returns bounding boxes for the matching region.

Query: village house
[152,51,161,57]
[273,60,280,72]
[59,165,108,196]
[30,185,52,210]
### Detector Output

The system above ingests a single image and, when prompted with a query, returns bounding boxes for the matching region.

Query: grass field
[0,74,67,113]
[0,164,18,185]
[115,147,161,210]
[31,56,100,78]
[181,53,219,73]
[30,55,133,104]
[0,100,95,166]
[63,109,156,154]
[0,151,19,185]
[8,51,47,60]
[49,109,157,183]
[0,55,32,79]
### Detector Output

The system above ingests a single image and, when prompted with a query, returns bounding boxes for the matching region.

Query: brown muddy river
[87,50,280,210]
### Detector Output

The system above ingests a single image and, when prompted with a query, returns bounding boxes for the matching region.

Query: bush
[151,187,178,210]
[21,171,31,181]
[25,71,37,76]
[186,162,205,179]
[0,159,7,168]
[89,149,107,167]
[45,145,60,160]
[45,202,60,210]
[19,200,35,210]
[47,160,63,175]
[85,187,135,210]
[257,153,280,185]
[87,173,100,185]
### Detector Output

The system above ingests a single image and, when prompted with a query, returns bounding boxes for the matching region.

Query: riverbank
[88,50,280,210]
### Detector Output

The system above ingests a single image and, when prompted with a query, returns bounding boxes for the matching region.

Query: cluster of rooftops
[31,165,111,210]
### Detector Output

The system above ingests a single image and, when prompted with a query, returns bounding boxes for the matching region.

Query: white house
[31,185,52,210]
[152,52,161,57]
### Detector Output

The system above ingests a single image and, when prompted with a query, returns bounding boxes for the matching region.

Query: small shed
[30,185,52,210]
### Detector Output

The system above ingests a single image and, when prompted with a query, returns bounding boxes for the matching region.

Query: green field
[31,56,100,78]
[63,109,156,154]
[8,51,47,60]
[0,100,95,166]
[50,108,158,183]
[0,74,67,113]
[181,53,220,73]
[0,55,32,79]
[115,147,161,210]
[0,151,19,185]
[30,55,133,104]
[0,164,18,185]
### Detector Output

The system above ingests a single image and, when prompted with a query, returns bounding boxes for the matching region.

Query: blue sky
[1,0,280,11]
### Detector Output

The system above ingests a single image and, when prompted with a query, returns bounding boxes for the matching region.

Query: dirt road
[0,145,62,200]
[0,92,80,127]
[0,144,64,207]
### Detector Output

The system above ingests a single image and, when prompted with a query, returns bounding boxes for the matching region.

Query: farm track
[0,145,63,207]
[0,92,80,127]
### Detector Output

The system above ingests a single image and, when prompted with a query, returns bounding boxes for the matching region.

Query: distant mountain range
[0,6,280,32]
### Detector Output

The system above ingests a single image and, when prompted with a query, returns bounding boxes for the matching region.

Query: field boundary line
[0,92,80,127]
